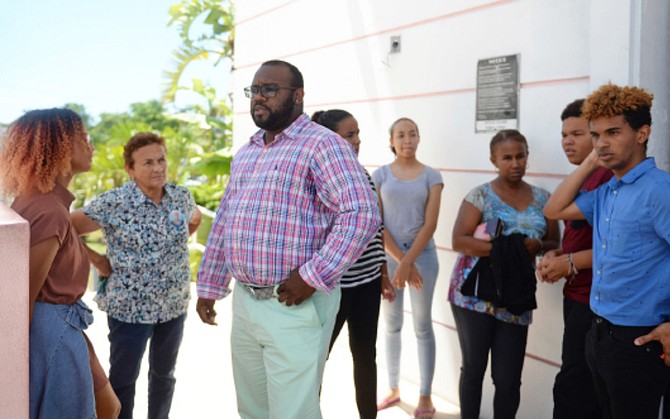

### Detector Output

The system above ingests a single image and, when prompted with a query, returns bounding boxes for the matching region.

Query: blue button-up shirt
[576,158,670,326]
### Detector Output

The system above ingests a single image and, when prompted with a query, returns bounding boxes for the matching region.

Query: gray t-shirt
[372,164,443,242]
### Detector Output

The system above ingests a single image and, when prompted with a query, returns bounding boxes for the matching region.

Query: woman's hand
[391,260,409,289]
[93,254,113,277]
[82,242,113,277]
[393,260,423,290]
[407,263,423,290]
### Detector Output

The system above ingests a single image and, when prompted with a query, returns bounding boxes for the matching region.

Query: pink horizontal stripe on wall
[234,0,516,70]
[363,165,568,180]
[302,75,591,110]
[420,314,561,368]
[308,87,475,108]
[235,0,300,26]
[235,75,590,117]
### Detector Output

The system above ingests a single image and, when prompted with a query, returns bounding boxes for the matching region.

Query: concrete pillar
[0,203,29,418]
[632,0,670,171]
[588,0,669,171]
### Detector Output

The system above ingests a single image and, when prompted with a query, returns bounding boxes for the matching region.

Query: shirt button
[596,270,601,275]
[595,295,600,300]
[613,190,618,195]
[605,217,610,222]
[602,244,606,249]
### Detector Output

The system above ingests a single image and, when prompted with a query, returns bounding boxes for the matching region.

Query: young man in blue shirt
[544,83,670,419]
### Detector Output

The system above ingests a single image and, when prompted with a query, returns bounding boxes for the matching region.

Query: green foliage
[163,0,234,103]
[71,100,231,210]
[70,1,235,281]
[162,0,236,211]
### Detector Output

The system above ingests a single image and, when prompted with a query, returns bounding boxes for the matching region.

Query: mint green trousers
[231,284,341,419]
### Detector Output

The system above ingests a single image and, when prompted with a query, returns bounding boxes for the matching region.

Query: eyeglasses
[244,85,298,98]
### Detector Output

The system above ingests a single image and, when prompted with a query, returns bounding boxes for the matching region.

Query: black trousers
[328,278,381,419]
[553,299,602,419]
[585,316,670,419]
[451,304,528,419]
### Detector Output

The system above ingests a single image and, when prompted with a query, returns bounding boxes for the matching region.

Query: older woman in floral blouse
[72,132,201,419]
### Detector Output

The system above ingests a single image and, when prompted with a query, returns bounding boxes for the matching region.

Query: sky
[0,0,226,124]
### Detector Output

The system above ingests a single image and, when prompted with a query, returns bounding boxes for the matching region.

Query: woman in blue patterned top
[449,129,559,419]
[72,132,201,419]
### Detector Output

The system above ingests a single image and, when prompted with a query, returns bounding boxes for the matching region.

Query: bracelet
[567,253,579,277]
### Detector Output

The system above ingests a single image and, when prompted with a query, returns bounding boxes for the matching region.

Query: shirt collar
[53,182,75,208]
[127,180,172,208]
[618,157,656,185]
[249,113,310,147]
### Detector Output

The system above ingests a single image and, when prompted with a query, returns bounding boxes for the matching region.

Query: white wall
[231,1,669,417]
[0,204,29,418]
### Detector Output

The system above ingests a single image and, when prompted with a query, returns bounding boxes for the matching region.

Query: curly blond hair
[582,83,653,130]
[0,108,85,196]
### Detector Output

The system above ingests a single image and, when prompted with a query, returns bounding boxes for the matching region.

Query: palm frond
[162,46,212,102]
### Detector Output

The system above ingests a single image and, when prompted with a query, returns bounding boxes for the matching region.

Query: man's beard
[252,96,296,131]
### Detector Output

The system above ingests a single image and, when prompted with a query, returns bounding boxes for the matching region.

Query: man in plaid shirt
[196,60,381,419]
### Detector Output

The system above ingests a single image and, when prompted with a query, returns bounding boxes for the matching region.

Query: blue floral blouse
[84,181,196,324]
[449,182,550,325]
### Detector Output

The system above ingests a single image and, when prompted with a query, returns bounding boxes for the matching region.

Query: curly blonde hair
[0,108,85,196]
[582,83,653,130]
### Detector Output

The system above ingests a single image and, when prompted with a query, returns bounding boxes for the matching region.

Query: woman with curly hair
[0,108,120,419]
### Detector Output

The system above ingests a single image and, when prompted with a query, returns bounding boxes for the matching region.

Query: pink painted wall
[0,203,29,418]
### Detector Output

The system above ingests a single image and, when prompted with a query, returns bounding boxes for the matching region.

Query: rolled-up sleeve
[299,135,382,292]
[196,188,233,300]
[575,189,596,226]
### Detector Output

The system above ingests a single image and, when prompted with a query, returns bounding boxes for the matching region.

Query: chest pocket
[609,218,646,259]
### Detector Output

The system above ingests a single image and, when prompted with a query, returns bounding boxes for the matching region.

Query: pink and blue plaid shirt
[197,113,381,300]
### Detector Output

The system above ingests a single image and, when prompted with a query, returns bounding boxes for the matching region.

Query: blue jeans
[382,239,438,396]
[30,301,96,419]
[107,314,186,419]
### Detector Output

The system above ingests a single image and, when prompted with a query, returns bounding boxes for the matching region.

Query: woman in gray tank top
[372,117,443,419]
